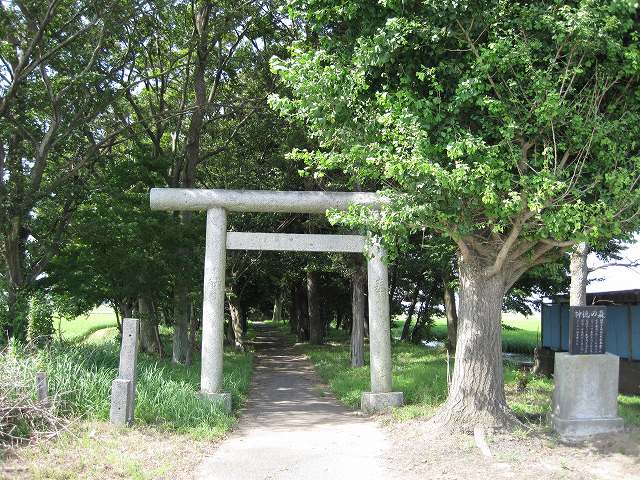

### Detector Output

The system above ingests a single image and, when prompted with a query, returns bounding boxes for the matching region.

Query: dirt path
[193,322,406,480]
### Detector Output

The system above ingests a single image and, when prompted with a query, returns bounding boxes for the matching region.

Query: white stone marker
[361,239,404,414]
[200,207,232,412]
[551,352,624,439]
[110,317,139,425]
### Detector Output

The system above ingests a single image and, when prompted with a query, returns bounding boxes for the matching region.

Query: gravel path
[193,322,403,480]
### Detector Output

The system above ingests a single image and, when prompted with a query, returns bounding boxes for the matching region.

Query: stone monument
[551,306,623,439]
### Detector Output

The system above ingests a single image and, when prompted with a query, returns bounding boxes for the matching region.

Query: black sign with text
[569,306,607,355]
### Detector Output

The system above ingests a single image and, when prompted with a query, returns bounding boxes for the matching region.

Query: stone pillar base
[361,392,404,414]
[552,352,623,439]
[551,414,623,439]
[110,378,133,426]
[201,391,232,413]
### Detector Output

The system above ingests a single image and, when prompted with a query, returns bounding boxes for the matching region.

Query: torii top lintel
[149,188,385,214]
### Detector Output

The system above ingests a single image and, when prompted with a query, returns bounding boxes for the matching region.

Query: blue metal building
[541,289,640,394]
[541,290,640,360]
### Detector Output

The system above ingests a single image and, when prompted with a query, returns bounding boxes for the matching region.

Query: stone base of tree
[360,392,404,414]
[200,391,232,413]
[551,352,623,439]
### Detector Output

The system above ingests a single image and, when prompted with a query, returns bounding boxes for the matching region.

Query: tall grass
[1,339,253,440]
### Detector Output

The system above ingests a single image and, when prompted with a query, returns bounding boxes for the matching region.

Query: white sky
[586,234,640,293]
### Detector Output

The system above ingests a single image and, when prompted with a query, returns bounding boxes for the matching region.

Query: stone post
[361,238,403,414]
[110,317,139,425]
[35,372,49,407]
[200,207,232,412]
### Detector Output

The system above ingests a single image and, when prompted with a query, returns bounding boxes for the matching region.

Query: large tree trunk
[570,242,589,306]
[400,282,420,341]
[172,278,190,363]
[443,273,458,351]
[351,263,366,367]
[433,257,517,430]
[307,271,323,345]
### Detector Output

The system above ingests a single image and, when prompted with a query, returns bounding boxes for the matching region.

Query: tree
[0,0,141,340]
[271,1,640,429]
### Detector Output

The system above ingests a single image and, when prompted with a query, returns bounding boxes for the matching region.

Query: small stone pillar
[110,318,139,426]
[200,207,232,412]
[551,352,623,439]
[35,372,49,407]
[361,238,403,414]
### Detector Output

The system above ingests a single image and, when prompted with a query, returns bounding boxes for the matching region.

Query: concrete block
[551,352,623,439]
[201,391,232,413]
[361,391,404,414]
[110,378,132,426]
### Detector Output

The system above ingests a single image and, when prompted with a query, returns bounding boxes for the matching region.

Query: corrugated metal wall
[542,303,640,360]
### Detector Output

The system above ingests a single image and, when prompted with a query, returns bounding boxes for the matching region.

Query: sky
[586,234,640,293]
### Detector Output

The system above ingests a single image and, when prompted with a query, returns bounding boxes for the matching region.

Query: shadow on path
[193,322,401,480]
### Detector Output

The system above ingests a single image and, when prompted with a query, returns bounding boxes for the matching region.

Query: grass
[54,306,118,343]
[1,420,214,479]
[391,312,541,354]
[1,334,253,441]
[287,323,640,428]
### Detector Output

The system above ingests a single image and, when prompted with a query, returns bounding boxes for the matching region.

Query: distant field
[55,306,118,342]
[393,312,541,354]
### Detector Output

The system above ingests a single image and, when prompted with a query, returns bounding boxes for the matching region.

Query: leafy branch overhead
[271,0,640,284]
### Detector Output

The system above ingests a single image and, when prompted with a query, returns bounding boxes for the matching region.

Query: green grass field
[55,305,118,342]
[288,323,640,427]
[392,312,541,354]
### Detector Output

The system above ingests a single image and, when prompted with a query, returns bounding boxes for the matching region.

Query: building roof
[552,289,640,305]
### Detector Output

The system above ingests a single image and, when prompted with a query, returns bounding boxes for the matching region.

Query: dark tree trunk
[241,308,248,335]
[185,303,197,365]
[112,303,122,334]
[400,282,421,341]
[172,278,190,363]
[288,283,297,334]
[443,272,458,351]
[351,263,366,367]
[307,271,323,345]
[295,281,309,342]
[138,297,160,354]
[433,257,517,430]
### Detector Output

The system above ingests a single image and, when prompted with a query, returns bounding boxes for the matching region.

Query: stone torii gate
[150,188,403,414]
